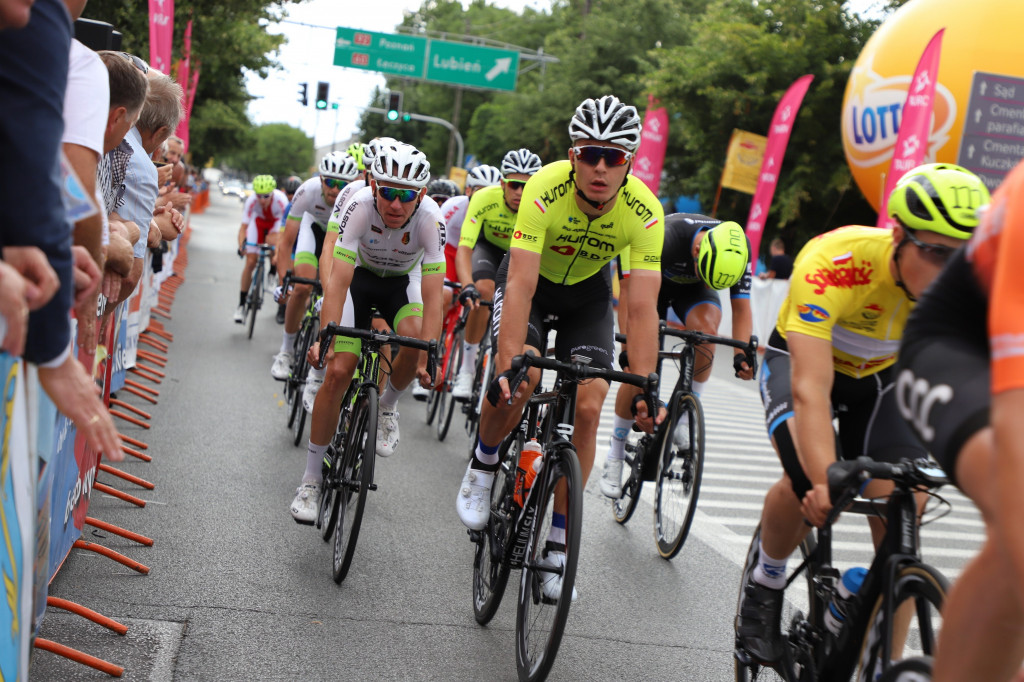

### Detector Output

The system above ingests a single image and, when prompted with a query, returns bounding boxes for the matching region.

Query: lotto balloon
[841,0,1024,210]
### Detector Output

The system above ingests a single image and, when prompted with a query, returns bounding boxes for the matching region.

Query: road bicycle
[425,284,469,441]
[281,273,323,446]
[734,456,951,682]
[470,350,658,682]
[241,243,274,340]
[315,322,436,584]
[461,299,494,459]
[612,323,757,558]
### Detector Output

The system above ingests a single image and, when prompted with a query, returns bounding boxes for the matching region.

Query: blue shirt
[121,127,159,259]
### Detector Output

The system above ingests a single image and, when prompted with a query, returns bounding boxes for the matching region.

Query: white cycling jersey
[287,176,334,228]
[332,185,446,278]
[326,179,367,234]
[438,194,469,248]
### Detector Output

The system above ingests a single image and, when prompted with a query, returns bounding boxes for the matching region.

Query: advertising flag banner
[147,0,173,74]
[632,96,669,195]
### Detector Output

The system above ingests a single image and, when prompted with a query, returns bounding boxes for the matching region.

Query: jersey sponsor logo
[533,198,547,213]
[551,244,575,256]
[895,369,953,442]
[797,303,831,322]
[832,251,853,265]
[402,231,411,245]
[805,259,874,295]
[621,188,655,223]
[568,216,581,224]
[474,201,499,218]
[642,254,660,262]
[491,231,511,240]
[555,233,615,252]
[540,179,573,207]
[862,303,883,319]
[371,226,383,234]
[513,230,538,243]
[644,218,660,230]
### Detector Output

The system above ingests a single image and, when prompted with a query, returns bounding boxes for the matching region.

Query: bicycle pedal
[367,483,378,491]
[468,529,482,542]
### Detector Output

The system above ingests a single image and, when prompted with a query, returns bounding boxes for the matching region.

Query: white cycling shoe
[456,463,494,530]
[290,482,320,525]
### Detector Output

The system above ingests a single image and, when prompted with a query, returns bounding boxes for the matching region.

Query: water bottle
[514,439,544,507]
[823,566,868,637]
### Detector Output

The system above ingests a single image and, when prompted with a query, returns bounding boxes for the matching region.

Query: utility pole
[446,87,463,172]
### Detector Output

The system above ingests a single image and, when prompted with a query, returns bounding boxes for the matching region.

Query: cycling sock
[308,364,325,381]
[752,539,788,590]
[607,414,634,461]
[471,440,500,470]
[379,380,403,410]
[239,291,247,307]
[692,378,707,398]
[303,442,329,483]
[548,513,566,546]
[281,332,297,354]
[461,342,479,372]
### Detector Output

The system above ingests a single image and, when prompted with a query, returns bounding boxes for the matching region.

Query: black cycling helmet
[426,178,459,202]
[283,176,302,195]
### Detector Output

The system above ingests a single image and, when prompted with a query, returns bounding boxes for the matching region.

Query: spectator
[759,237,793,280]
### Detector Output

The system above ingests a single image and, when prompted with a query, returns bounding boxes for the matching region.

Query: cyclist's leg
[284,216,320,332]
[681,294,723,394]
[239,222,259,305]
[459,242,502,380]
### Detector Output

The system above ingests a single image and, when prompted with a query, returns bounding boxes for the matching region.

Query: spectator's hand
[169,208,185,236]
[147,221,162,248]
[38,355,124,462]
[70,245,102,307]
[101,269,122,304]
[167,192,192,211]
[157,164,174,187]
[0,261,30,357]
[3,246,58,310]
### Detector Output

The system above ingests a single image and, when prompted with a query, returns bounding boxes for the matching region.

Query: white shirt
[287,176,335,227]
[62,40,107,156]
[438,195,469,248]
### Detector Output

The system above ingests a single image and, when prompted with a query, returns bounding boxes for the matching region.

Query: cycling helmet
[283,176,302,195]
[569,95,642,153]
[346,143,365,170]
[319,151,360,182]
[362,136,397,169]
[466,164,502,189]
[501,148,542,176]
[371,142,431,189]
[697,221,749,290]
[426,178,459,200]
[252,175,276,194]
[887,163,991,239]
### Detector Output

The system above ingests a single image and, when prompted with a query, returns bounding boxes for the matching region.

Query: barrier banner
[745,74,815,267]
[30,366,56,640]
[877,29,945,228]
[109,301,129,393]
[147,0,173,74]
[632,95,669,195]
[0,354,34,680]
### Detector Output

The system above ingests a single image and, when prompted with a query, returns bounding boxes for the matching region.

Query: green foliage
[221,123,314,178]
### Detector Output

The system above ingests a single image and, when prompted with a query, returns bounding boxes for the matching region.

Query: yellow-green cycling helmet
[887,162,990,239]
[252,175,276,194]
[346,143,365,170]
[697,221,749,290]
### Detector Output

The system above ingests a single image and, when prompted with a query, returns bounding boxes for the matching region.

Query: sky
[246,0,883,150]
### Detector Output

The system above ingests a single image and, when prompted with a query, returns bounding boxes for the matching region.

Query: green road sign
[334,27,427,78]
[425,40,519,92]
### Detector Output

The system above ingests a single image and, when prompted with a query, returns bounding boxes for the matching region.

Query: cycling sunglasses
[377,186,419,203]
[256,193,272,199]
[573,145,632,167]
[503,179,528,190]
[903,228,956,266]
[322,177,347,190]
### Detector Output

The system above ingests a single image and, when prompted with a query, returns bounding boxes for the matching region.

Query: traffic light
[297,82,308,106]
[315,81,329,110]
[386,91,403,122]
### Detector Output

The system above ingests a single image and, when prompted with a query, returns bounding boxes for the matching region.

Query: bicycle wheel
[286,322,308,431]
[466,345,493,460]
[472,431,521,625]
[734,524,819,682]
[425,330,445,426]
[653,392,705,559]
[611,434,646,525]
[855,565,947,682]
[515,444,582,682]
[876,656,933,682]
[320,404,352,543]
[247,262,262,340]
[332,388,378,584]
[292,318,319,446]
[437,328,463,441]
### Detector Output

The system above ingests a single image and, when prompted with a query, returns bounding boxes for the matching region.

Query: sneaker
[452,370,474,400]
[271,351,292,380]
[376,408,399,457]
[289,482,320,525]
[456,463,494,530]
[599,457,624,499]
[411,382,429,402]
[302,375,323,413]
[537,542,578,602]
[233,305,245,324]
[736,578,785,663]
[275,302,286,324]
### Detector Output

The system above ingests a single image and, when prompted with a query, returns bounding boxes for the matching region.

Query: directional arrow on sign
[486,57,512,82]
[968,144,975,159]
[975,109,982,123]
[981,81,988,96]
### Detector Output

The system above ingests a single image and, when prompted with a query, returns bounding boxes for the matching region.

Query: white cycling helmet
[466,164,502,188]
[569,95,642,153]
[501,148,542,177]
[371,142,431,189]
[362,136,397,169]
[319,151,360,182]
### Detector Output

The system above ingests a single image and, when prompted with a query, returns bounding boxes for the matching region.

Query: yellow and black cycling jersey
[458,184,517,252]
[511,160,664,286]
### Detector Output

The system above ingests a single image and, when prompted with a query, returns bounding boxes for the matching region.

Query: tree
[222,123,314,179]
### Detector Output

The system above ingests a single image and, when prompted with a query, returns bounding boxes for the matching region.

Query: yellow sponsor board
[841,0,1024,210]
[449,167,467,192]
[721,129,767,195]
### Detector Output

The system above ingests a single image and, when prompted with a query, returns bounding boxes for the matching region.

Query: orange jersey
[966,161,1024,394]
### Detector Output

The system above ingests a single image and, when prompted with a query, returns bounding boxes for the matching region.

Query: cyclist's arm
[319,256,353,332]
[994,388,1024,594]
[624,269,661,430]
[237,222,247,252]
[277,215,301,281]
[455,244,473,289]
[787,330,838,526]
[418,271,445,380]
[495,247,541,376]
[729,296,755,380]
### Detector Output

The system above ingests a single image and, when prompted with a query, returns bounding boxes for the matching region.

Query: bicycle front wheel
[425,333,444,426]
[247,264,262,340]
[466,345,493,460]
[472,430,521,625]
[292,317,319,446]
[515,444,582,682]
[437,329,463,441]
[332,389,378,584]
[855,564,947,682]
[654,392,705,559]
[611,436,645,525]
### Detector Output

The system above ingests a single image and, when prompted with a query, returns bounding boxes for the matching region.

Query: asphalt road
[30,191,982,681]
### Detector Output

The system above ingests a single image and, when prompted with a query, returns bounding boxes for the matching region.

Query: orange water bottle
[514,439,544,507]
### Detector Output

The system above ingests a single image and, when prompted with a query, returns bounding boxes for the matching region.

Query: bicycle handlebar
[825,456,948,523]
[317,322,438,380]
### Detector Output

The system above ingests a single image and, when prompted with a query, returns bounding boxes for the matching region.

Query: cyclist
[271,151,359,381]
[275,175,305,323]
[290,141,445,523]
[451,149,543,400]
[235,174,287,323]
[282,175,302,203]
[736,163,990,664]
[599,214,755,498]
[438,165,501,300]
[453,95,665,602]
[894,164,1013,681]
[427,177,459,206]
